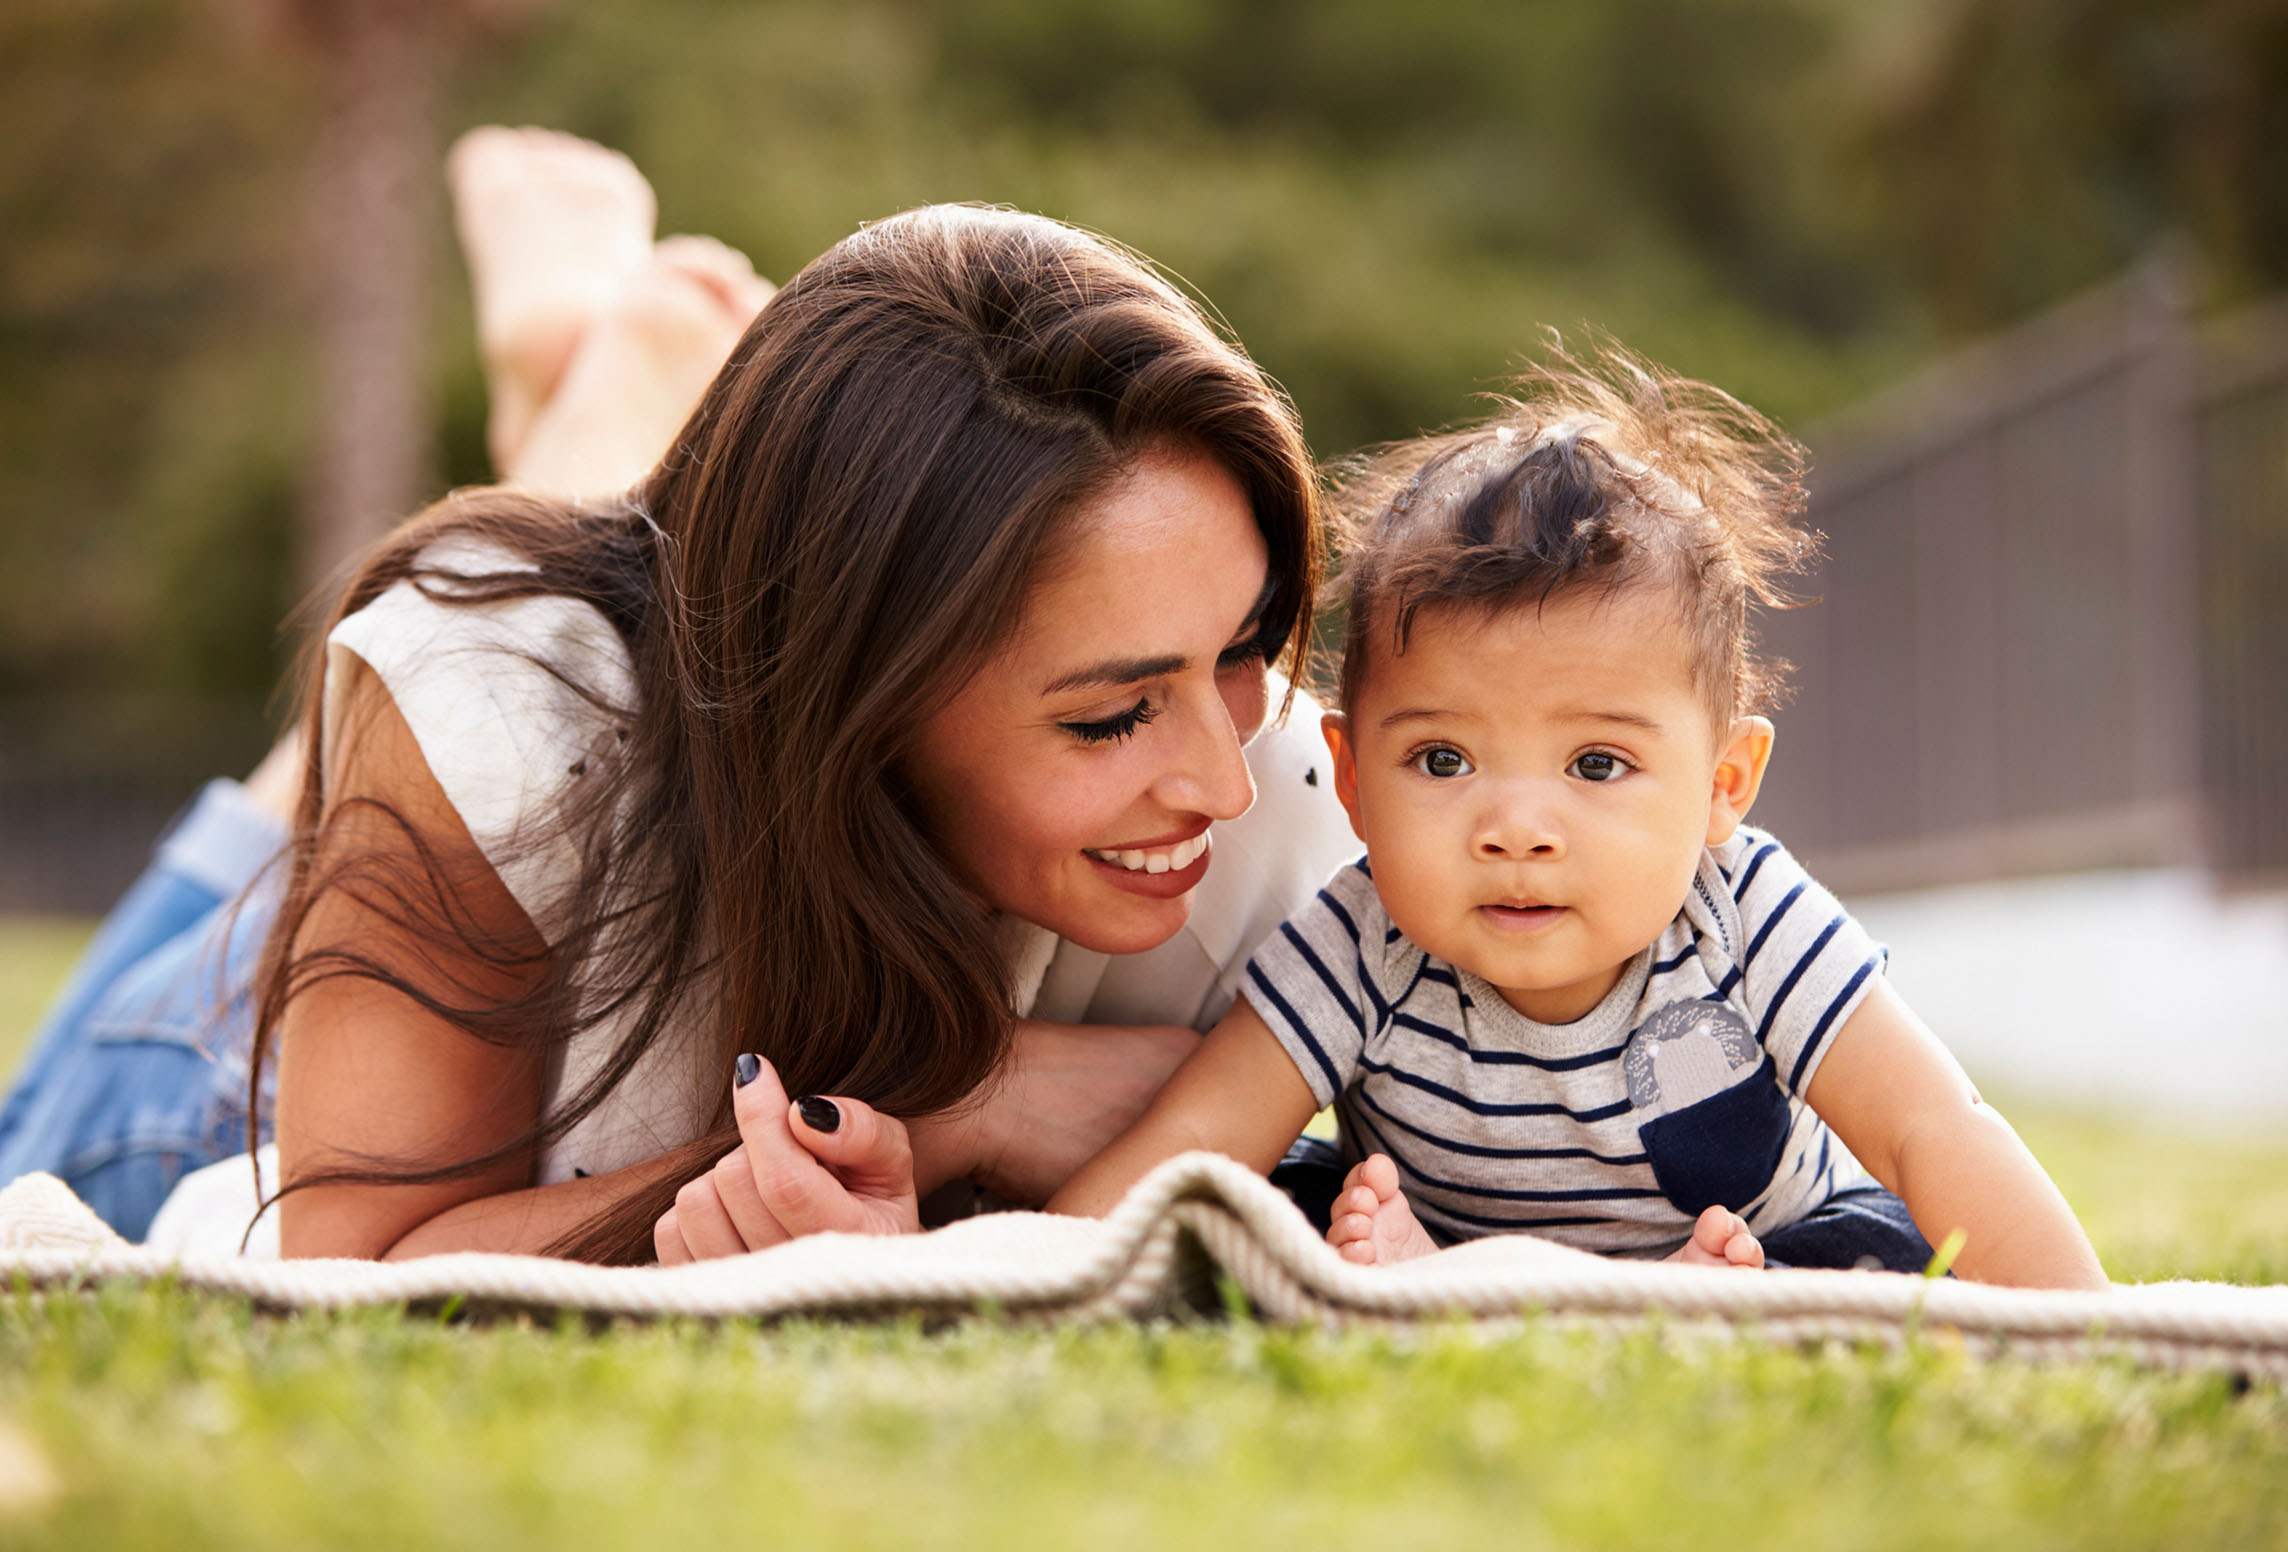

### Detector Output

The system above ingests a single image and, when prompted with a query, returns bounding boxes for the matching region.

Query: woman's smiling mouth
[1084,832,1209,874]
[1084,828,1213,897]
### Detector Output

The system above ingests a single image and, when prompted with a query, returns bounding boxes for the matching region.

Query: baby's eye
[1569,750,1628,783]
[1412,746,1473,779]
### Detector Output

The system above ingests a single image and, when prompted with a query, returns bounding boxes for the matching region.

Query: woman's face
[905,446,1277,956]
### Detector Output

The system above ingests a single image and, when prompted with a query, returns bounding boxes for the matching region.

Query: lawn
[0,917,2282,1551]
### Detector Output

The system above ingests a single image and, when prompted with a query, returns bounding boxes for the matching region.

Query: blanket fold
[2,1156,2283,1377]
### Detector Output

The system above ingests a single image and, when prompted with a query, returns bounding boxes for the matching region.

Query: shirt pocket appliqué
[1623,1000,1792,1218]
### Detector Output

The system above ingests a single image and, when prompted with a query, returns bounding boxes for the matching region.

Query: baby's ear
[1707,716,1775,845]
[1320,712,1369,843]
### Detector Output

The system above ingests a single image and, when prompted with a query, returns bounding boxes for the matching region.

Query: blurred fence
[1759,256,2288,892]
[2198,298,2288,882]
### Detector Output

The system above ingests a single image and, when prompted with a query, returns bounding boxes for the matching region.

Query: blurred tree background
[3,0,2284,905]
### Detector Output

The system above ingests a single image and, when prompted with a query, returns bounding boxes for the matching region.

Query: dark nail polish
[734,1053,761,1088]
[796,1096,841,1134]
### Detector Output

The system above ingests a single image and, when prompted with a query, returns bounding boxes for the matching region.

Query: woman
[0,131,1358,1265]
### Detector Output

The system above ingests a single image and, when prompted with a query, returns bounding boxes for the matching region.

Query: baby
[1051,348,2109,1288]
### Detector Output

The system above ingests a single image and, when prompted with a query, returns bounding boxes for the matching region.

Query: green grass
[0,916,2283,1550]
[0,1290,2283,1552]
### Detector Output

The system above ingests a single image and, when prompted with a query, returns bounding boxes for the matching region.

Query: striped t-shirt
[1245,826,1887,1257]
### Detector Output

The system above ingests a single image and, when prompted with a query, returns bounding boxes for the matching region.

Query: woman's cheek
[1220,662,1271,745]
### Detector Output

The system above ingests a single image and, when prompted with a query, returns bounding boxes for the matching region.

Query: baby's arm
[1046,995,1322,1218]
[1804,979,2107,1290]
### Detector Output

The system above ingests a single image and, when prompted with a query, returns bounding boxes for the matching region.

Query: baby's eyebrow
[1378,706,1470,731]
[1558,708,1668,735]
[1378,706,1670,735]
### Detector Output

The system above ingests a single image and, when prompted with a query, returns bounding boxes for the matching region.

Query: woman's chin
[1061,905,1193,957]
[1049,875,1199,957]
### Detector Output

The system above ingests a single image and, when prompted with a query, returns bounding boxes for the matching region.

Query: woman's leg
[0,780,284,1238]
[0,130,768,1235]
[234,130,773,822]
[447,126,658,476]
[450,125,772,499]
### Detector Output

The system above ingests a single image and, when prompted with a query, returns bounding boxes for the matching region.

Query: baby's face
[1325,586,1770,1025]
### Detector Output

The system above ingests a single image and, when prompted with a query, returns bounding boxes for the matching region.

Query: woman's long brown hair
[248,205,1322,1263]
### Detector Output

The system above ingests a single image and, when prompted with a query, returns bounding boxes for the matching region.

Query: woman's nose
[1152,687,1258,822]
[1474,786,1563,859]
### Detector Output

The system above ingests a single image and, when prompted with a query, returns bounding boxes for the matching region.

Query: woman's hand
[652,1020,1199,1258]
[959,1020,1202,1206]
[653,1054,919,1264]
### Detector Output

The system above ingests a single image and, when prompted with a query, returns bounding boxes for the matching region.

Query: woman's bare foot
[1664,1205,1765,1269]
[1326,1153,1441,1266]
[447,126,658,472]
[505,237,774,497]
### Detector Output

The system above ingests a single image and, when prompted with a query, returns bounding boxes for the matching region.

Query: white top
[1247,827,1887,1257]
[148,535,1357,1256]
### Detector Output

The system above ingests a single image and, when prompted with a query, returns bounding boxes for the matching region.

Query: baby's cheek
[1367,852,1464,960]
[1612,842,1706,945]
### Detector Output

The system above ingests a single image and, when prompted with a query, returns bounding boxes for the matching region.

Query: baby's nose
[1473,792,1563,857]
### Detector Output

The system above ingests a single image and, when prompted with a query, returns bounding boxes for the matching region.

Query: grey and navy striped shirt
[1246,826,1887,1257]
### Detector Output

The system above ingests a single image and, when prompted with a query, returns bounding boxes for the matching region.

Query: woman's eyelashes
[1058,627,1270,745]
[1060,697,1159,745]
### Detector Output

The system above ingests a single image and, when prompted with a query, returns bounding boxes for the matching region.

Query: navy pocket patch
[1624,1001,1790,1217]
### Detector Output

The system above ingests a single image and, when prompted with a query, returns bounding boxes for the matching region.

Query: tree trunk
[300,0,447,591]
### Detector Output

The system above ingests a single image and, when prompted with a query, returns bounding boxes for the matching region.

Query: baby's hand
[1663,1205,1764,1269]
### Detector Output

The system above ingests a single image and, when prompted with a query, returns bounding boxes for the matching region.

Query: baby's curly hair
[1327,337,1818,728]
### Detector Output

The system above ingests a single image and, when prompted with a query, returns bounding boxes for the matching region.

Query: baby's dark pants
[1270,1135,1940,1274]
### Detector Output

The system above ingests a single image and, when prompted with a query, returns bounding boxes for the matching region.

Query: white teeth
[1089,833,1211,872]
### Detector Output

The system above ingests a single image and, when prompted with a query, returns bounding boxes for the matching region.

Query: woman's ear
[1707,715,1775,845]
[1320,711,1369,843]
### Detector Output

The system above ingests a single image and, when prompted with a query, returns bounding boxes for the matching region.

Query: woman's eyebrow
[1041,653,1187,696]
[1044,571,1276,695]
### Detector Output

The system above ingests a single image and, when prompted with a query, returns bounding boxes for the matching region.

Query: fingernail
[734,1053,761,1088]
[796,1096,841,1134]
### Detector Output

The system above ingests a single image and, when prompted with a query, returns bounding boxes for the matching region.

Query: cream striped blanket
[1,1154,2282,1378]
